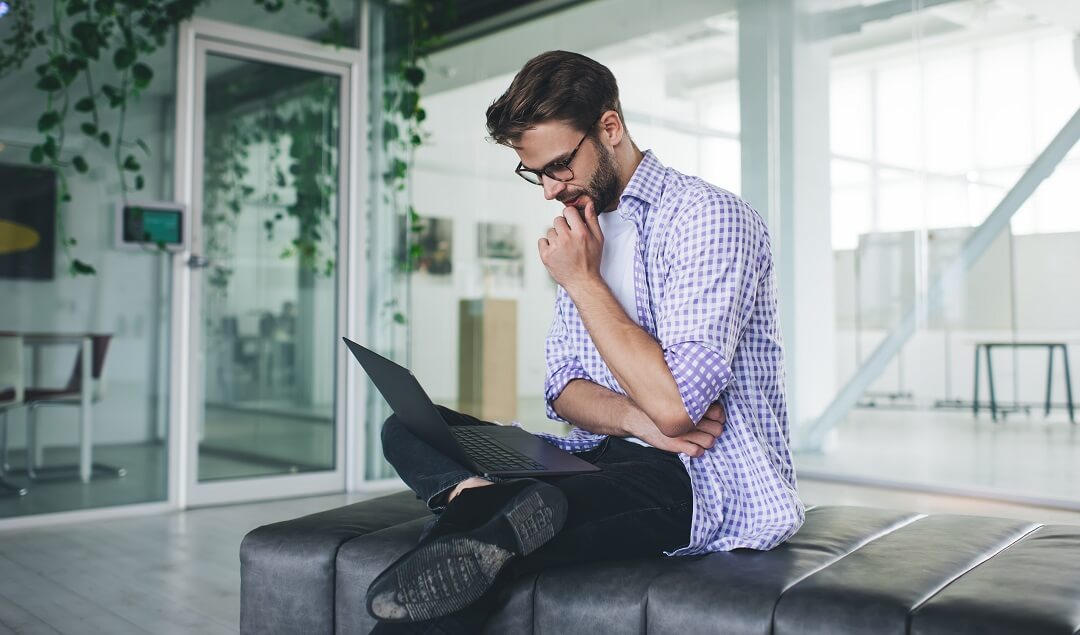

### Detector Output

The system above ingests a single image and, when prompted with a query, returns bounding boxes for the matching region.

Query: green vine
[0,0,341,276]
[378,0,453,325]
[201,70,339,290]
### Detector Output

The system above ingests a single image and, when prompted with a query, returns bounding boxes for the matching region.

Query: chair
[0,334,28,496]
[23,334,126,482]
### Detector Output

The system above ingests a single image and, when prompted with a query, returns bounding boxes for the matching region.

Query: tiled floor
[795,407,1080,507]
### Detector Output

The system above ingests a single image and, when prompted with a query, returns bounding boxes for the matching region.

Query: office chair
[23,334,125,481]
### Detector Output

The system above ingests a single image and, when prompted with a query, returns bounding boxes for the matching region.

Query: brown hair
[485,50,627,146]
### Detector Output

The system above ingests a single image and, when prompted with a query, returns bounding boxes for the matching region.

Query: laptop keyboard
[450,427,547,471]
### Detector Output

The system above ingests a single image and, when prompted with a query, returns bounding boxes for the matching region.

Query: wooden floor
[0,481,1078,635]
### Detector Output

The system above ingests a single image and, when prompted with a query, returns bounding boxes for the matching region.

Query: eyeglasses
[514,116,601,186]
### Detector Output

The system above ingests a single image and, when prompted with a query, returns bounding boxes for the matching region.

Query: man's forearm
[565,278,693,435]
[551,378,654,438]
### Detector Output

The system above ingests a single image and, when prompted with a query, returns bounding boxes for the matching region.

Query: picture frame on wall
[0,163,57,280]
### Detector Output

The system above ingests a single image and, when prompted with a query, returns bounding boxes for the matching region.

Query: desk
[973,342,1075,424]
[6,332,95,483]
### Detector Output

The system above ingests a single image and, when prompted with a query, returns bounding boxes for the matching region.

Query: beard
[563,139,620,212]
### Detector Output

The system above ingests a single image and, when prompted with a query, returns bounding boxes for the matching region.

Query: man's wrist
[563,274,608,303]
[616,398,655,439]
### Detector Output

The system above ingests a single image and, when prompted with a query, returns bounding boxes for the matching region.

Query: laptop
[343,338,600,478]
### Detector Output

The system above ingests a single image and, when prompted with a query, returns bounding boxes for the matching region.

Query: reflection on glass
[802,6,1080,504]
[197,54,339,481]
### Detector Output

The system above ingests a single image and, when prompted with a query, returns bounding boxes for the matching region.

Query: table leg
[986,345,998,422]
[1045,345,1055,418]
[973,345,981,418]
[80,336,92,483]
[1062,345,1075,425]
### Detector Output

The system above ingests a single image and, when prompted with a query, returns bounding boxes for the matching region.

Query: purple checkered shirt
[535,150,804,554]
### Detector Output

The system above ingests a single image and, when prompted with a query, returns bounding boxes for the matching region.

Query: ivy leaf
[392,312,406,325]
[74,96,95,112]
[81,122,98,136]
[101,84,122,107]
[399,91,419,117]
[36,75,61,91]
[122,155,140,171]
[403,65,425,87]
[71,22,100,60]
[30,145,44,164]
[43,137,58,160]
[136,139,150,155]
[68,238,78,246]
[70,259,97,276]
[135,175,145,190]
[37,111,60,132]
[72,155,89,174]
[131,63,153,89]
[114,47,135,70]
[98,131,111,148]
[415,108,427,123]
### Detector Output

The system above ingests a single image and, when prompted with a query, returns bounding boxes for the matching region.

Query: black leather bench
[240,490,1080,634]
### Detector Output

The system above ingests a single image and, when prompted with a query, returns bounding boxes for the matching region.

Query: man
[369,50,804,633]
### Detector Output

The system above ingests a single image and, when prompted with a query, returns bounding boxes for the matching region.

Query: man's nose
[542,175,566,201]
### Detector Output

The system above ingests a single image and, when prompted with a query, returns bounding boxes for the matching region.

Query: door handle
[187,255,212,269]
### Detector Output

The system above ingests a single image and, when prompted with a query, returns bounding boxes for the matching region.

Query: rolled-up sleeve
[657,192,765,424]
[544,290,592,422]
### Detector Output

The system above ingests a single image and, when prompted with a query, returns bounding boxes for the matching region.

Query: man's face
[513,120,621,213]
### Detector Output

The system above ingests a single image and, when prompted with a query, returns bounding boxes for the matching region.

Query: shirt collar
[616,150,665,221]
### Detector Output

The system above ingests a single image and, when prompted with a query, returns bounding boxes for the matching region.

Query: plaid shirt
[535,151,804,554]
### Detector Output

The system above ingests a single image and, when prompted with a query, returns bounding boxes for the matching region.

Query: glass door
[175,19,362,506]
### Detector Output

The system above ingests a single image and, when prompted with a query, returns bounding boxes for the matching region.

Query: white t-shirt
[597,210,654,449]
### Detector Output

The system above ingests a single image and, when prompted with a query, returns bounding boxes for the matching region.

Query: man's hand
[538,201,604,291]
[626,401,726,458]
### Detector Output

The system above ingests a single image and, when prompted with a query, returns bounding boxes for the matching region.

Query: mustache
[557,190,587,204]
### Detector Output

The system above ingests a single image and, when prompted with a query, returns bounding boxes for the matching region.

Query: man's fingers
[679,429,716,451]
[583,201,603,240]
[696,419,724,438]
[704,402,726,423]
[674,438,707,457]
[553,215,570,235]
[562,206,583,233]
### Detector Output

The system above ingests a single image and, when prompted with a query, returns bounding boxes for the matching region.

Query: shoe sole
[367,483,567,623]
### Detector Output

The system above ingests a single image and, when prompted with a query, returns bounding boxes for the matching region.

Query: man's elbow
[654,406,695,437]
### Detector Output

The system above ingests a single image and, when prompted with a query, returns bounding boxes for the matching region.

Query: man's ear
[598,110,625,147]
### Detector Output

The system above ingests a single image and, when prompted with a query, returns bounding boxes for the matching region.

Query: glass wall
[0,4,178,517]
[195,54,340,481]
[798,1,1080,503]
[0,0,357,518]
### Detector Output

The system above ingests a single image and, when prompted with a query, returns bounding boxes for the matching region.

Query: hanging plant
[201,70,339,290]
[0,0,342,276]
[378,0,453,325]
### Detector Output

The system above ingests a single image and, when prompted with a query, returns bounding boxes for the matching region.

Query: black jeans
[373,405,693,634]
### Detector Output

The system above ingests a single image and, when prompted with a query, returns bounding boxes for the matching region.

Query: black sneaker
[366,478,567,623]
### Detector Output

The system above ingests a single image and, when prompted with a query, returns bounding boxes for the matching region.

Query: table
[973,341,1075,424]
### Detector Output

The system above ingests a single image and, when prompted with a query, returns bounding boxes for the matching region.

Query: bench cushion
[240,491,1080,635]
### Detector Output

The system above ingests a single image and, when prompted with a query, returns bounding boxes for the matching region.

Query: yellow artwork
[0,220,40,254]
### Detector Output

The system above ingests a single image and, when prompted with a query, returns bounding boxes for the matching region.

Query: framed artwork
[0,163,56,280]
